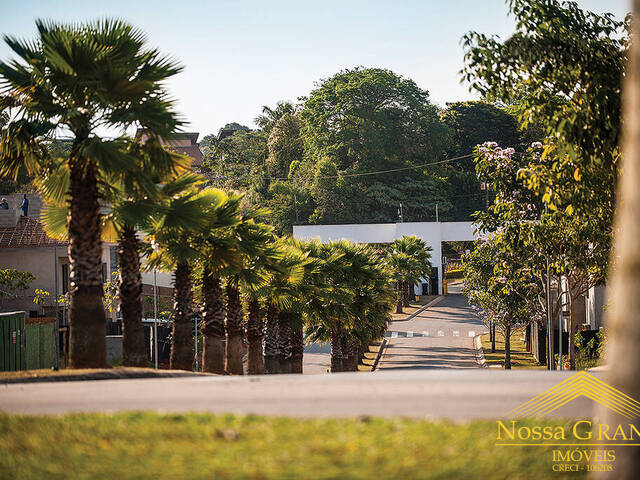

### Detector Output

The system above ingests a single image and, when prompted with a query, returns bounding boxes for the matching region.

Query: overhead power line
[207,152,479,183]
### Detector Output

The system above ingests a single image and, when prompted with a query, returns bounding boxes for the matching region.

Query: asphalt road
[378,293,487,370]
[0,370,595,419]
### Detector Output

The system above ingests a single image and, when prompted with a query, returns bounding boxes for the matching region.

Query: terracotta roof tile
[0,217,67,248]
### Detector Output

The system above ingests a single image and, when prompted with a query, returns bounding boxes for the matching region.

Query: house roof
[0,216,67,249]
[134,129,203,167]
[164,144,203,166]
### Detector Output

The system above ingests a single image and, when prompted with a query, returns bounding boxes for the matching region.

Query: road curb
[474,334,488,369]
[0,368,214,384]
[393,295,445,323]
[374,296,445,371]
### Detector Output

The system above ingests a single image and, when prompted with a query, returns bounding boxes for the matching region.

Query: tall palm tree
[0,19,183,368]
[259,242,307,374]
[148,185,236,370]
[39,144,190,367]
[389,236,433,310]
[309,241,393,372]
[192,194,243,374]
[254,101,295,132]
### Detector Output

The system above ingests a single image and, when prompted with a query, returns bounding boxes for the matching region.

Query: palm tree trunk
[504,324,511,370]
[225,284,244,375]
[395,281,403,314]
[264,304,278,374]
[402,281,411,307]
[290,321,304,374]
[331,326,344,373]
[276,311,292,374]
[170,262,194,370]
[247,298,265,375]
[598,5,640,476]
[342,337,359,371]
[201,269,225,374]
[68,153,107,369]
[119,225,146,367]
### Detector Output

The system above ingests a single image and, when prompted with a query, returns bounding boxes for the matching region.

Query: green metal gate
[0,311,26,371]
[25,317,56,370]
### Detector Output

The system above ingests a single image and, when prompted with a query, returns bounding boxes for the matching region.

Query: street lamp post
[53,243,60,371]
[153,269,158,369]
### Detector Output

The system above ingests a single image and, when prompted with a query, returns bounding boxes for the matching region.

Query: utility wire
[205,152,481,182]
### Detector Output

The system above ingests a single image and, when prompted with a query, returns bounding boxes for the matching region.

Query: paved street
[0,370,594,419]
[377,292,487,370]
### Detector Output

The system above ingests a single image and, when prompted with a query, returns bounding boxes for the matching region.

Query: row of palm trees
[0,19,429,373]
[389,236,433,314]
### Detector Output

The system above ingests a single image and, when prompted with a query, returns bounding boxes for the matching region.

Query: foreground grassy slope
[1,413,585,479]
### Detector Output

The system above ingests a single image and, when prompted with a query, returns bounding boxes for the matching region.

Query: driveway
[377,292,487,370]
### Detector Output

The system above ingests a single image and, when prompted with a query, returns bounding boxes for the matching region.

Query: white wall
[293,221,477,294]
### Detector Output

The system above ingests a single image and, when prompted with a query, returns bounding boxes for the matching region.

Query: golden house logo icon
[508,372,640,419]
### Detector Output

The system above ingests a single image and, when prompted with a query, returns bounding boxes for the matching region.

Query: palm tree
[39,143,190,367]
[389,236,433,310]
[259,241,307,374]
[148,185,236,370]
[0,19,183,368]
[254,101,295,132]
[192,195,243,375]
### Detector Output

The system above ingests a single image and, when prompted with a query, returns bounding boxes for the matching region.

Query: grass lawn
[481,329,546,369]
[0,413,587,479]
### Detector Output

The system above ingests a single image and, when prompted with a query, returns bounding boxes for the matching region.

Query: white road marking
[468,331,475,337]
[391,331,398,338]
[437,330,445,337]
[453,330,460,337]
[406,331,413,338]
[422,331,429,337]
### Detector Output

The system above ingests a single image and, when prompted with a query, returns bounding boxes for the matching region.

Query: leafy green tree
[0,268,35,309]
[266,113,303,178]
[441,101,522,169]
[464,236,539,369]
[301,67,449,173]
[462,0,627,220]
[0,19,183,368]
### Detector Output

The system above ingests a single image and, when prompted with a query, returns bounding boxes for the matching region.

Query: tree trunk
[225,284,244,375]
[170,262,194,370]
[343,337,360,371]
[330,326,344,373]
[491,322,496,353]
[504,325,511,370]
[598,6,640,476]
[568,285,586,371]
[263,305,278,374]
[119,225,146,367]
[201,269,225,374]
[246,298,265,375]
[403,281,411,307]
[276,311,292,374]
[395,281,403,314]
[290,321,304,374]
[67,151,107,369]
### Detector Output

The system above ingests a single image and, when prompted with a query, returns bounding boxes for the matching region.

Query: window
[61,264,69,295]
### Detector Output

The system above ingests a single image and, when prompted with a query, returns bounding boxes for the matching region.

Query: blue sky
[0,0,630,138]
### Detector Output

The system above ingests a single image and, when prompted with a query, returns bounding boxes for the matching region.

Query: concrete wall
[586,285,607,330]
[293,221,477,294]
